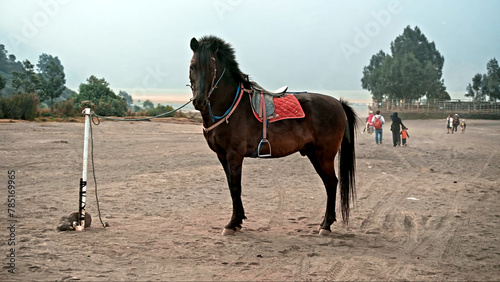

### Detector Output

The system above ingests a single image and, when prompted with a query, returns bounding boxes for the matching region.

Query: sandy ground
[0,118,499,281]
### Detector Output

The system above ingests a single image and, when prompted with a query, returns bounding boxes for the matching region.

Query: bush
[93,98,127,117]
[110,99,127,116]
[0,93,39,120]
[147,104,174,117]
[54,99,76,117]
[39,108,52,117]
[79,100,96,113]
[173,110,188,118]
[0,99,4,119]
[133,105,142,112]
[126,109,136,117]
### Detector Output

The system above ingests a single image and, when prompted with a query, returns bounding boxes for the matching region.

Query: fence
[371,99,500,114]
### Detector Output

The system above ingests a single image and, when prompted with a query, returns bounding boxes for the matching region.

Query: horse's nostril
[193,97,206,111]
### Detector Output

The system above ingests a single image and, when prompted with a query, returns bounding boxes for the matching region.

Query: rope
[203,84,245,133]
[89,119,106,228]
[91,98,193,122]
[207,68,226,99]
[86,98,193,228]
[208,83,240,122]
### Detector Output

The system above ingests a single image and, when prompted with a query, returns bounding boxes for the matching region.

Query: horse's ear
[190,37,199,52]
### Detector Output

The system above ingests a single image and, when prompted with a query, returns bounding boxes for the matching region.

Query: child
[363,110,374,133]
[401,126,409,146]
[446,114,452,134]
[461,119,466,133]
[452,114,460,133]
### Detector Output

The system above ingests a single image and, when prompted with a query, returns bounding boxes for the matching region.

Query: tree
[0,44,7,65]
[0,76,5,92]
[0,45,23,95]
[384,53,427,100]
[36,53,64,74]
[12,60,40,94]
[36,54,66,107]
[38,60,66,109]
[361,50,388,102]
[75,75,127,116]
[465,59,500,101]
[465,73,485,101]
[422,61,449,100]
[390,26,444,78]
[0,44,22,74]
[485,58,500,101]
[118,90,133,108]
[361,26,448,101]
[76,75,116,104]
[143,99,154,109]
[465,83,474,99]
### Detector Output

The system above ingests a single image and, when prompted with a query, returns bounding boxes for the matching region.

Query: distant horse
[189,35,358,235]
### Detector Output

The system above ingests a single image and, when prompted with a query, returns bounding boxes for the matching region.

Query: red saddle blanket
[252,94,305,123]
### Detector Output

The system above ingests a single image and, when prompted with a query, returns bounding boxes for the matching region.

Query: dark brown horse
[189,35,358,235]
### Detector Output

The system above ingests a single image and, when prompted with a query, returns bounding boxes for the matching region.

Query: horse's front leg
[218,155,246,235]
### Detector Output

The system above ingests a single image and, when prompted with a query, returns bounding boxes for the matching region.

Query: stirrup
[257,138,272,158]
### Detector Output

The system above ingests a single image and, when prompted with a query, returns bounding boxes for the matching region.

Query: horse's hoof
[221,228,236,235]
[319,229,331,236]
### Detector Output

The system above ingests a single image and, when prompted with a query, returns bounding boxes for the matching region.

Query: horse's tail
[339,99,358,223]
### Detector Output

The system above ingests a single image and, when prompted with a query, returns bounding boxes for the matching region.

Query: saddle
[251,85,288,118]
[249,85,286,158]
[249,84,308,158]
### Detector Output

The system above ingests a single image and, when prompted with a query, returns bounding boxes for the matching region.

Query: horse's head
[189,37,221,111]
[189,36,250,111]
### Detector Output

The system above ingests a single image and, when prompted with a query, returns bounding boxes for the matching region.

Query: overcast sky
[1,0,499,103]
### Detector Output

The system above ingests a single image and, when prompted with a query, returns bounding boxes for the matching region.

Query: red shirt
[367,114,374,124]
[401,129,408,139]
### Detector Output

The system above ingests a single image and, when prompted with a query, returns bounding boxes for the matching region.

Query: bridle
[191,52,251,132]
[199,53,229,120]
[204,54,230,122]
[207,55,226,100]
[189,53,226,112]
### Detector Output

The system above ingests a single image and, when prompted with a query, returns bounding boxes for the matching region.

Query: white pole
[77,108,91,231]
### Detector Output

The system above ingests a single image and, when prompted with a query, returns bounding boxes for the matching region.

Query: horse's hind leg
[306,151,338,235]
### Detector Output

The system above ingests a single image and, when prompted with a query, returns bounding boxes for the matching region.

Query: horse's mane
[197,35,251,88]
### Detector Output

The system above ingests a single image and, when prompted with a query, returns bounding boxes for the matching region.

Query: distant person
[363,110,374,134]
[371,110,385,144]
[390,112,406,147]
[452,114,460,134]
[401,126,410,146]
[446,114,452,134]
[461,119,467,133]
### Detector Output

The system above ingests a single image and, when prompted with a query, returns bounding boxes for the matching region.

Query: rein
[203,83,250,133]
[207,67,227,122]
[205,55,228,122]
[207,57,225,99]
[208,82,238,122]
[201,54,251,132]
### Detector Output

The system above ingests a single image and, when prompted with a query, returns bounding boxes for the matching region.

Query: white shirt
[371,114,385,125]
